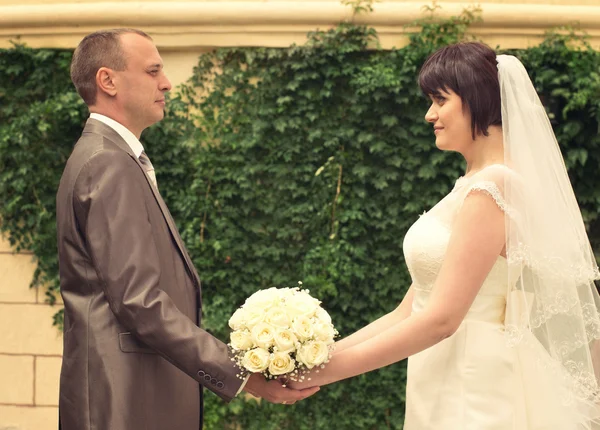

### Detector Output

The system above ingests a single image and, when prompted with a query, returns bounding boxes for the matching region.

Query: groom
[56,28,318,430]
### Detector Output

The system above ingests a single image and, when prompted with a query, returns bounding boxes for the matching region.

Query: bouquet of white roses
[228,283,337,382]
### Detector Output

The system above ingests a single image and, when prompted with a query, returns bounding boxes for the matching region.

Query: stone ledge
[0,1,599,50]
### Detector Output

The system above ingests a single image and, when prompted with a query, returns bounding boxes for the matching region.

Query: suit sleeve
[73,149,243,401]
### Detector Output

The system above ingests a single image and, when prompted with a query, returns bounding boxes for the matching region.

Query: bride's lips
[434,127,444,134]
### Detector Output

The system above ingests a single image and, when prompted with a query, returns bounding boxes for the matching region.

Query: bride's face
[424,88,473,152]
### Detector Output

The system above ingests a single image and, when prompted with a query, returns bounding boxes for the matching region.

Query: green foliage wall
[1,10,599,429]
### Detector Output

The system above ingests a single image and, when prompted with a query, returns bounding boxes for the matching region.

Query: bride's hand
[280,373,319,390]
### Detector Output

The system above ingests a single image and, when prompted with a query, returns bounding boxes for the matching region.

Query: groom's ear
[96,67,118,98]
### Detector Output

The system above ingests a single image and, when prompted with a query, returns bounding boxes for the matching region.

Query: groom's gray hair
[71,28,152,106]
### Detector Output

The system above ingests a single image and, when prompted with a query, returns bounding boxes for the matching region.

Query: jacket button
[211,378,218,385]
[197,370,205,377]
[216,381,224,389]
[204,375,211,382]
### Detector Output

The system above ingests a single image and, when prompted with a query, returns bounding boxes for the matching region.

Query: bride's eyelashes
[428,93,446,106]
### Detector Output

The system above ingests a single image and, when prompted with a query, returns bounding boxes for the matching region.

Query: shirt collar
[89,113,145,158]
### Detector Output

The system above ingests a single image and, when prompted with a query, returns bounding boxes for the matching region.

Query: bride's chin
[434,140,457,152]
[435,141,448,150]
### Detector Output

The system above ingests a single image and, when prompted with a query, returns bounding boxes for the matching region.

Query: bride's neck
[463,125,504,176]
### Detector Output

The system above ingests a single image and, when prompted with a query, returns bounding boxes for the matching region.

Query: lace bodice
[403,165,514,305]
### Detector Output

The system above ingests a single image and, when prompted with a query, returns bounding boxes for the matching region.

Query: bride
[290,42,600,429]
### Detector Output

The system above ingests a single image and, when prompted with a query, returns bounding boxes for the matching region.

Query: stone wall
[0,236,61,430]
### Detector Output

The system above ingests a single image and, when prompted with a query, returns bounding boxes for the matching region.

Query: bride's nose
[425,105,438,123]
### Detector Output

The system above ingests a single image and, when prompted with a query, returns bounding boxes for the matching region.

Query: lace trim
[506,288,600,333]
[504,246,600,406]
[504,325,600,404]
[460,181,518,218]
[507,242,600,285]
[564,360,600,403]
[553,330,600,361]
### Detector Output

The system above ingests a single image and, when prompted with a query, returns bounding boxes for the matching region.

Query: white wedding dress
[402,164,593,430]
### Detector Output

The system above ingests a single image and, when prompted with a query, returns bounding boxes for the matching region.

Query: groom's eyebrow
[146,63,163,70]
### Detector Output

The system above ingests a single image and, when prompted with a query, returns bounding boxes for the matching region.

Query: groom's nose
[160,75,172,92]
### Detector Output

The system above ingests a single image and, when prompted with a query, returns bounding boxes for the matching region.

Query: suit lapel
[82,119,202,293]
[151,187,202,291]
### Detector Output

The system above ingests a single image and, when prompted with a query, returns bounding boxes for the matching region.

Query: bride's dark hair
[419,42,502,139]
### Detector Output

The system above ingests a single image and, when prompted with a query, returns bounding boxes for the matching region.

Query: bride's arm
[333,286,415,354]
[306,190,506,387]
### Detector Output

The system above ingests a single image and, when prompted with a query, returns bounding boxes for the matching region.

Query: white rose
[245,287,278,303]
[273,329,298,353]
[278,287,295,299]
[291,316,314,341]
[229,308,246,330]
[251,322,276,349]
[315,307,332,325]
[245,288,281,310]
[286,292,320,318]
[241,348,271,373]
[313,322,336,345]
[264,306,291,328]
[296,341,330,369]
[230,330,254,351]
[243,306,265,330]
[268,352,296,376]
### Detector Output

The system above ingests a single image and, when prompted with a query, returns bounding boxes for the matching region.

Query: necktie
[139,151,158,188]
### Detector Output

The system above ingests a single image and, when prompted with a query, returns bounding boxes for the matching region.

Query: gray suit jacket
[56,119,242,430]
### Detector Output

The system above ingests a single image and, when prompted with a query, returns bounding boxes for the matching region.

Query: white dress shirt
[90,113,145,157]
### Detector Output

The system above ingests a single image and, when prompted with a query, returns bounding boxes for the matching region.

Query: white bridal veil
[497,54,600,426]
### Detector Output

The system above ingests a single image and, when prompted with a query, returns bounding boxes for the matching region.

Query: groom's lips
[156,99,166,106]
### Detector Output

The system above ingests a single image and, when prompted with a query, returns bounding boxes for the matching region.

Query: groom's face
[113,33,172,134]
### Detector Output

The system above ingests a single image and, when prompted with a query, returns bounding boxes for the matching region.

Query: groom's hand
[243,373,319,405]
